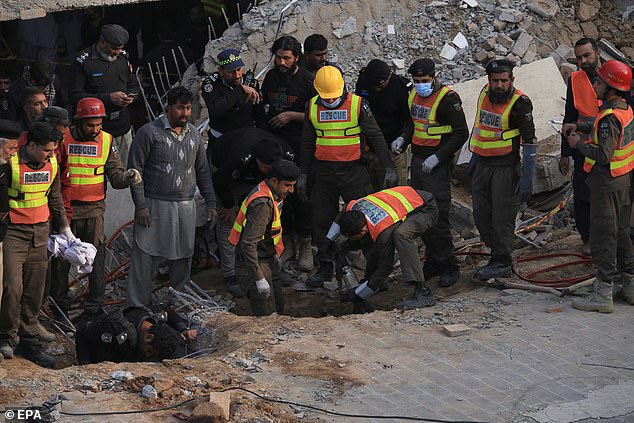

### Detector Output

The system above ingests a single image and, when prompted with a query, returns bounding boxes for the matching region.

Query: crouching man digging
[332,186,439,313]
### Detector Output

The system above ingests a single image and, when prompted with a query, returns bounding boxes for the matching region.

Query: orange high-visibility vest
[571,70,601,142]
[408,86,454,147]
[583,106,634,177]
[66,130,112,202]
[7,151,58,225]
[345,186,425,241]
[308,94,363,162]
[469,84,523,157]
[228,181,284,256]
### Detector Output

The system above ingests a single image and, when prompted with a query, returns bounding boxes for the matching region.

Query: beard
[488,88,514,104]
[278,63,298,80]
[100,52,118,62]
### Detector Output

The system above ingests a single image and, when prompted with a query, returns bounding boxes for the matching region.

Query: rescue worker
[257,36,316,272]
[469,59,537,280]
[75,304,196,364]
[392,58,469,287]
[298,66,398,288]
[333,186,438,312]
[355,58,412,187]
[301,34,329,76]
[201,48,262,140]
[0,122,74,367]
[229,160,300,316]
[211,128,290,297]
[68,24,139,167]
[559,38,603,255]
[50,98,141,316]
[564,60,634,313]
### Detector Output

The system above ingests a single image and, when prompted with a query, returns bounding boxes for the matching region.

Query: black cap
[101,24,129,45]
[486,59,515,75]
[408,58,435,76]
[254,138,283,164]
[0,120,22,139]
[217,48,245,71]
[365,59,391,87]
[269,159,300,181]
[41,107,70,126]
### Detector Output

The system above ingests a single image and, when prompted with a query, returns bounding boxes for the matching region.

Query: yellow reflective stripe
[470,139,512,149]
[232,221,243,233]
[382,189,414,213]
[365,195,399,222]
[68,157,107,165]
[315,138,361,146]
[501,91,521,128]
[9,154,20,192]
[71,175,105,185]
[429,86,449,122]
[70,167,99,175]
[9,197,47,209]
[502,128,521,140]
[613,143,634,157]
[427,125,453,135]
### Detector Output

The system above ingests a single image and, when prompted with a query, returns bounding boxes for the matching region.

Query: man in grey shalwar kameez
[127,87,217,306]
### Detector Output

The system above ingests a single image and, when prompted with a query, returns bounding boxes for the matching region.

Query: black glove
[516,144,537,204]
[383,167,398,188]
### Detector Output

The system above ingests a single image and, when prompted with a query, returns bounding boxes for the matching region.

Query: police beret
[101,24,129,46]
[270,159,300,181]
[217,48,245,71]
[408,58,435,76]
[0,119,22,139]
[254,137,283,164]
[41,107,70,126]
[365,59,391,87]
[486,59,515,75]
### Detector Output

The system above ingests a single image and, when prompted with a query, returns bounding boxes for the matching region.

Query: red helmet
[74,97,106,119]
[596,60,633,92]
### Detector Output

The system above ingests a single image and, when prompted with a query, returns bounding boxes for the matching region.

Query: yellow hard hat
[314,66,344,98]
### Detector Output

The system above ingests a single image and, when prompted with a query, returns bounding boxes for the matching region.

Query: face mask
[322,97,342,109]
[414,82,433,97]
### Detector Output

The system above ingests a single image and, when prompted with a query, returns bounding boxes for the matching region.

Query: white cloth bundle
[48,234,98,274]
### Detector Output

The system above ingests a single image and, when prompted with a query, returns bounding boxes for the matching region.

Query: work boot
[619,272,634,305]
[296,237,314,272]
[423,260,444,281]
[34,323,57,343]
[15,344,55,368]
[341,281,376,314]
[474,261,512,280]
[225,275,245,298]
[572,279,614,313]
[401,282,437,309]
[0,343,14,359]
[279,270,295,287]
[306,261,333,288]
[439,265,460,288]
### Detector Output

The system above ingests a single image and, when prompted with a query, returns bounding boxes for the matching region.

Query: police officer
[298,66,398,288]
[0,122,74,367]
[228,160,300,316]
[393,58,469,287]
[210,127,290,297]
[559,38,603,255]
[75,304,196,364]
[68,24,139,167]
[355,59,412,187]
[50,98,141,317]
[469,59,537,280]
[564,61,634,313]
[201,48,262,140]
[331,187,439,312]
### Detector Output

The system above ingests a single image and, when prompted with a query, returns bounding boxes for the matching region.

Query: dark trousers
[572,155,590,242]
[281,191,313,238]
[411,155,456,266]
[236,252,283,316]
[310,162,373,248]
[471,162,520,265]
[590,187,634,282]
[50,216,106,311]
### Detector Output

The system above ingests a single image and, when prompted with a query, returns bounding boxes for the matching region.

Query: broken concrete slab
[576,0,600,22]
[493,19,508,32]
[481,37,496,51]
[475,49,495,63]
[442,323,472,337]
[452,32,469,49]
[497,33,514,49]
[580,21,598,40]
[526,0,559,19]
[191,392,231,422]
[497,8,524,23]
[333,17,357,39]
[440,43,458,60]
[512,32,534,58]
[551,44,576,66]
[522,44,538,64]
[462,0,478,7]
[392,58,405,69]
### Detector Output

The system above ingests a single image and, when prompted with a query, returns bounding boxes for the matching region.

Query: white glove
[421,154,440,173]
[391,136,405,154]
[124,169,142,185]
[60,226,76,242]
[255,278,271,297]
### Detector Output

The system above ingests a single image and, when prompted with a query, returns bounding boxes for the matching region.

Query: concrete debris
[475,49,496,64]
[624,5,634,23]
[392,58,405,69]
[580,21,599,40]
[526,0,559,19]
[576,0,600,22]
[185,376,203,384]
[142,385,158,399]
[333,17,357,39]
[452,32,469,49]
[497,8,524,23]
[79,379,100,392]
[493,19,508,32]
[429,0,449,6]
[387,24,396,35]
[440,43,458,60]
[191,392,231,422]
[462,0,478,7]
[497,33,515,49]
[442,323,472,337]
[481,37,496,51]
[110,371,133,382]
[511,32,534,58]
[551,44,576,66]
[522,44,538,64]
